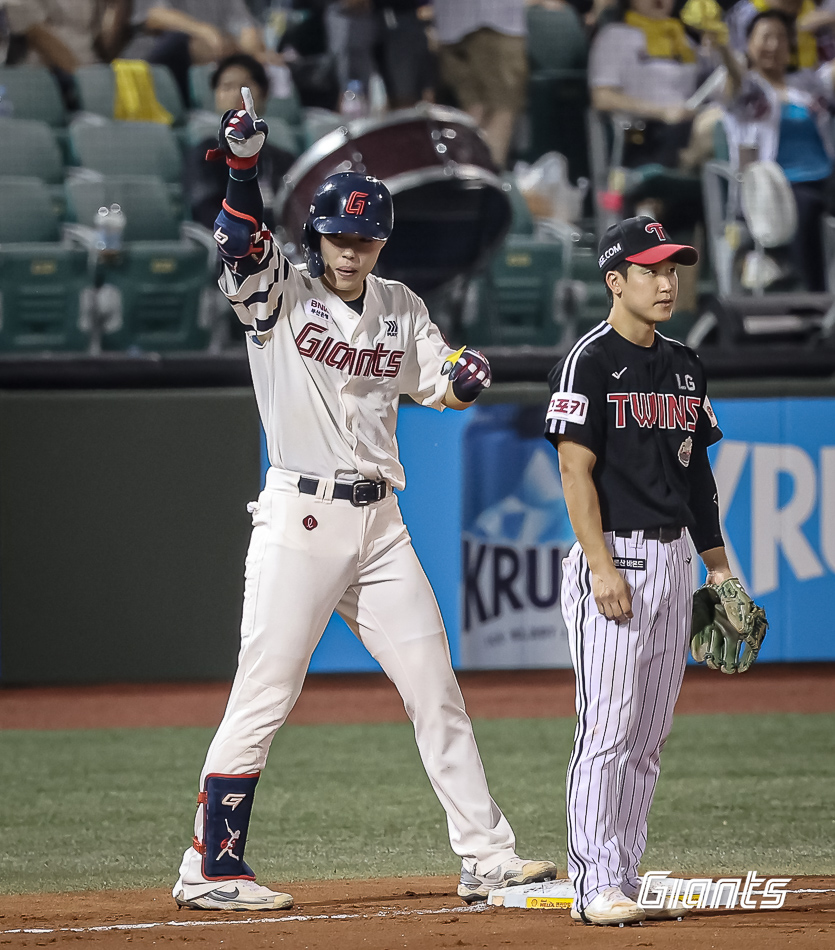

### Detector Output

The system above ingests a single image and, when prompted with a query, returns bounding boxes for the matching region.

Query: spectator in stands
[726,0,835,71]
[4,0,129,70]
[375,2,433,108]
[185,53,295,231]
[723,10,835,288]
[433,0,528,168]
[589,0,710,170]
[124,0,283,106]
[322,1,433,110]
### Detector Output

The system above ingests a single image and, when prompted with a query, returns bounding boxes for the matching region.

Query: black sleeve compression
[688,444,724,554]
[226,165,263,225]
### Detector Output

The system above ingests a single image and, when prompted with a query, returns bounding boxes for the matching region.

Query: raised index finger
[241,86,256,118]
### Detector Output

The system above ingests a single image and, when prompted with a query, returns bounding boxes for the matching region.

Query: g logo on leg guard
[197,772,260,880]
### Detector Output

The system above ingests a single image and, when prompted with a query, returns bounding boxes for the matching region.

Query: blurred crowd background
[1,0,835,356]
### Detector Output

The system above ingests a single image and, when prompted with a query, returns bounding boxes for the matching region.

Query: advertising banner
[709,398,835,661]
[459,404,575,669]
[263,395,835,672]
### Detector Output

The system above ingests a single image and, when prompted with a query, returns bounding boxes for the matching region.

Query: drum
[274,104,512,294]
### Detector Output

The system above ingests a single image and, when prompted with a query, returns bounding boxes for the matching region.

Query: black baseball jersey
[544,322,722,533]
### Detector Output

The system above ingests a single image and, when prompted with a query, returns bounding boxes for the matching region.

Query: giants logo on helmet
[645,222,667,241]
[345,191,369,215]
[295,322,404,377]
[608,392,701,430]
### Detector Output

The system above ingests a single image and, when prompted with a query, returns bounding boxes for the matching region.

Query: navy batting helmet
[301,172,394,278]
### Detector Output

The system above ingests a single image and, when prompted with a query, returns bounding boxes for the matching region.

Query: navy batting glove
[206,87,269,170]
[446,347,492,402]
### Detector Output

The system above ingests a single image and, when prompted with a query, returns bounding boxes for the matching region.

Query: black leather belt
[615,526,683,543]
[298,476,387,507]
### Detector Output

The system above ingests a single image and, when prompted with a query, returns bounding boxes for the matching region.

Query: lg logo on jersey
[676,373,696,391]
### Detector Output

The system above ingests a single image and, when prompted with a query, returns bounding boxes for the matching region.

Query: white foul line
[1,902,488,935]
[2,887,833,937]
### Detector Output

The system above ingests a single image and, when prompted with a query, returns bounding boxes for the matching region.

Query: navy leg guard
[195,772,260,881]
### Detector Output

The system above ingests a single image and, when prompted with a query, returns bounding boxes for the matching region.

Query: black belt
[615,526,683,543]
[298,476,387,507]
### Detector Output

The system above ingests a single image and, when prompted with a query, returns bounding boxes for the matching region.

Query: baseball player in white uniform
[544,217,733,925]
[172,90,556,911]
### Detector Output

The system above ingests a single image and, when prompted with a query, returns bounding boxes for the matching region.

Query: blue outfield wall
[262,396,835,672]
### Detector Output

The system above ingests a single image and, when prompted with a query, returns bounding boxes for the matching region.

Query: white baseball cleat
[627,884,693,920]
[175,879,293,911]
[571,886,646,925]
[457,856,558,903]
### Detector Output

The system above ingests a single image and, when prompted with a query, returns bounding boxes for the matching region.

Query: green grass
[1,713,833,894]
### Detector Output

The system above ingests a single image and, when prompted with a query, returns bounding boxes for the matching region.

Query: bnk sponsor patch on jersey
[305,298,331,321]
[546,392,589,425]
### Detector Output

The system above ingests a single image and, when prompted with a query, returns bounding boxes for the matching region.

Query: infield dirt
[2,665,834,947]
[1,875,834,949]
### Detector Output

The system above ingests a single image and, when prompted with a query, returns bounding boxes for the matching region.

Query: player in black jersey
[544,217,734,925]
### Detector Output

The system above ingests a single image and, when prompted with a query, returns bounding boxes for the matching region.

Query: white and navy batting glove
[443,347,492,402]
[206,87,269,170]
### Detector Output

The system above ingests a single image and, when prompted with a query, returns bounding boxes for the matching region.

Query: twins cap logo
[345,191,369,215]
[645,222,667,241]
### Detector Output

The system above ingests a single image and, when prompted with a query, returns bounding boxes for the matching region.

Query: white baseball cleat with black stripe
[458,856,558,903]
[175,879,293,911]
[571,886,646,925]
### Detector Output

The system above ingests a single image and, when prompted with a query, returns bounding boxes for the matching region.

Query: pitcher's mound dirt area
[1,876,834,949]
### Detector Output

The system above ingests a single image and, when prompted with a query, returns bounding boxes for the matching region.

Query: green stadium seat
[464,236,566,346]
[0,178,91,352]
[65,175,181,241]
[75,64,186,125]
[0,117,66,216]
[501,174,536,236]
[64,175,212,351]
[69,119,183,183]
[562,244,610,338]
[0,118,63,184]
[265,93,303,129]
[525,5,589,179]
[95,242,211,351]
[189,64,215,111]
[185,111,220,148]
[302,108,344,149]
[0,66,67,128]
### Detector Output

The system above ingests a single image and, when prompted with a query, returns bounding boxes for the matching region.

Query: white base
[488,879,575,908]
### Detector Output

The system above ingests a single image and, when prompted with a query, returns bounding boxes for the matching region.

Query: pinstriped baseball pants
[561,531,693,910]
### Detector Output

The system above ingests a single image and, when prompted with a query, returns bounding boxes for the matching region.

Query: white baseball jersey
[220,239,454,490]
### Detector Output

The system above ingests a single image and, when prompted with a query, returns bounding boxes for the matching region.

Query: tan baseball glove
[690,577,768,674]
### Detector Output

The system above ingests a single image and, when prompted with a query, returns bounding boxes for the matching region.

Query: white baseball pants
[177,467,516,892]
[561,531,692,909]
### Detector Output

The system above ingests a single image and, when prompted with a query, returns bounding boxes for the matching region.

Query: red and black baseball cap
[597,215,698,273]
